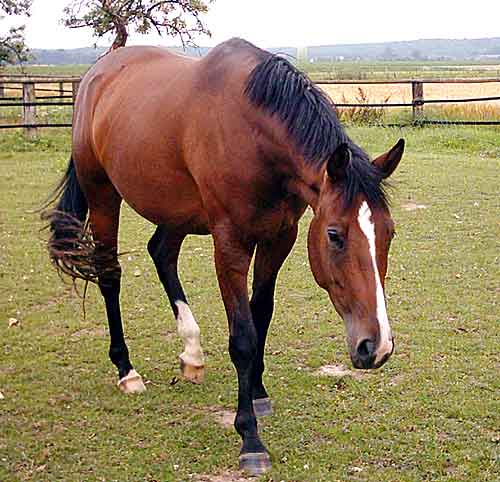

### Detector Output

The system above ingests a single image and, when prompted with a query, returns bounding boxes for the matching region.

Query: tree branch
[62,0,212,50]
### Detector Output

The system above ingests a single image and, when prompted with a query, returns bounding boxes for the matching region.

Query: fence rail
[0,75,499,136]
[315,78,500,124]
[0,75,80,137]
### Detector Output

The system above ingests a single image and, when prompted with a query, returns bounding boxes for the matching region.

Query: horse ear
[327,143,351,181]
[373,138,405,178]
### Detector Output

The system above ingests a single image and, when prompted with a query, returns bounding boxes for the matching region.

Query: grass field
[5,60,500,80]
[298,60,500,81]
[2,65,89,77]
[0,125,499,481]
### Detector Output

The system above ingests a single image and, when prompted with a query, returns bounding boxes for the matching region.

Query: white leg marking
[357,202,393,363]
[175,301,204,367]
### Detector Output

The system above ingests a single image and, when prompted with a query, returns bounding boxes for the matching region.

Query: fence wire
[0,76,499,130]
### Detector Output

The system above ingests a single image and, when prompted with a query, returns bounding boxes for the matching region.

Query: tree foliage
[63,0,212,50]
[0,0,32,66]
[0,25,31,65]
[0,0,32,16]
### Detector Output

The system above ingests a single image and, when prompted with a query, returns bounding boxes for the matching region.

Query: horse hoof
[180,358,205,384]
[117,369,146,394]
[253,397,273,417]
[239,452,272,475]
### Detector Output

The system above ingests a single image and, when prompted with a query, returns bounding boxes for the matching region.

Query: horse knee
[229,327,257,367]
[147,226,168,264]
[251,287,274,320]
[147,235,161,262]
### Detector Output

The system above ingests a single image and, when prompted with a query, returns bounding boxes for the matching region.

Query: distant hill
[28,45,297,65]
[30,47,107,65]
[306,38,500,61]
[27,37,500,65]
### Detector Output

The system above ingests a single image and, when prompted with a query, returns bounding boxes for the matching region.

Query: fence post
[59,81,64,98]
[412,81,424,122]
[23,82,37,139]
[72,80,80,103]
[0,82,4,98]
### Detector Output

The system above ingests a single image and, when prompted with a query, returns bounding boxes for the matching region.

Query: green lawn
[2,65,90,77]
[0,126,498,481]
[300,60,500,81]
[4,60,500,80]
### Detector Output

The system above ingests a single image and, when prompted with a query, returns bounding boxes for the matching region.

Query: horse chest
[250,194,306,239]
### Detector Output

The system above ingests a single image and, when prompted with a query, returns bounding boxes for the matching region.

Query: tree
[0,0,32,16]
[63,0,212,51]
[411,49,424,61]
[0,0,32,66]
[381,46,397,60]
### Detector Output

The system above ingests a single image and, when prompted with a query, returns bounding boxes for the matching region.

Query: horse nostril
[357,339,376,361]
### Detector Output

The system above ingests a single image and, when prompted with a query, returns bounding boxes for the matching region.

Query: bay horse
[42,38,404,475]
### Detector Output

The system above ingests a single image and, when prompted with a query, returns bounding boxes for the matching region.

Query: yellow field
[322,81,500,105]
[321,81,500,121]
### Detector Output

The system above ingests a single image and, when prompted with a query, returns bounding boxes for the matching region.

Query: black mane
[244,53,388,208]
[342,144,389,209]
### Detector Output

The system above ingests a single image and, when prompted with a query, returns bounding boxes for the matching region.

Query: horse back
[72,41,304,237]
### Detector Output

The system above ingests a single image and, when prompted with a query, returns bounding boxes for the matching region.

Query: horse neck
[253,113,325,211]
[285,156,324,212]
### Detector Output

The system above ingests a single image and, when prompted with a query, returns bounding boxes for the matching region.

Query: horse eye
[327,228,344,250]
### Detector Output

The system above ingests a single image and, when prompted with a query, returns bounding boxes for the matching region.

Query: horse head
[308,139,405,369]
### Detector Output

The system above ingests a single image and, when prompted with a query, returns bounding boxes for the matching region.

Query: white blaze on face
[357,201,393,363]
[175,301,204,367]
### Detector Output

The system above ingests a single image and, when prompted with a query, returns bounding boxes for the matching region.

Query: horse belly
[118,171,208,230]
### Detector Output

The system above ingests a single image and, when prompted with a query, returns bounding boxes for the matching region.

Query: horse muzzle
[350,337,394,369]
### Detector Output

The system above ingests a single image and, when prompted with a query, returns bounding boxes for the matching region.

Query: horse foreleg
[213,226,271,475]
[88,185,146,394]
[147,226,205,384]
[250,225,298,417]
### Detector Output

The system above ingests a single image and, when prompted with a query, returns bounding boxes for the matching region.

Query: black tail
[41,157,101,283]
[48,157,88,221]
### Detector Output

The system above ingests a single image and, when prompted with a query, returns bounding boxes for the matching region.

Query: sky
[6,0,500,50]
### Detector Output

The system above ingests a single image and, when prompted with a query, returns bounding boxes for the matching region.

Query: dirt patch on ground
[30,287,75,312]
[162,329,177,341]
[316,364,366,380]
[71,327,107,338]
[206,407,236,429]
[389,374,406,386]
[194,471,254,482]
[401,202,428,211]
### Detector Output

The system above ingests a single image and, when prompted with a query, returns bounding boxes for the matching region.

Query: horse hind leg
[88,183,146,394]
[147,226,205,384]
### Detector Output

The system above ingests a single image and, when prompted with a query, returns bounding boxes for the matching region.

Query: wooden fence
[0,75,80,138]
[318,78,500,126]
[0,75,499,137]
